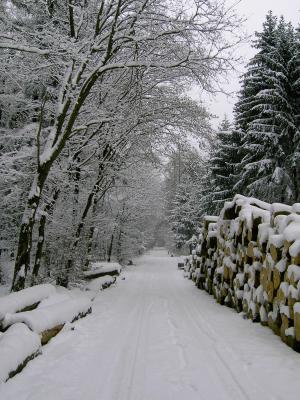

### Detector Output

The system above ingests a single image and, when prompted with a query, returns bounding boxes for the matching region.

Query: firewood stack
[187,194,300,352]
[195,216,218,292]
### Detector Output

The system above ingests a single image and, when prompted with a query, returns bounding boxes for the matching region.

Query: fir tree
[202,116,243,214]
[234,12,300,203]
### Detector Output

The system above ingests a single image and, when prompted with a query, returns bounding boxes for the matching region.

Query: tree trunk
[84,226,95,269]
[12,167,49,291]
[31,188,60,284]
[107,231,115,262]
[116,230,123,264]
[56,259,71,288]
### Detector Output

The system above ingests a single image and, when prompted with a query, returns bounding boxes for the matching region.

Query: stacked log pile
[0,268,120,380]
[188,194,300,352]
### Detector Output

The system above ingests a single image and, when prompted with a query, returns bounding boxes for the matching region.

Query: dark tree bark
[31,188,60,284]
[12,164,51,291]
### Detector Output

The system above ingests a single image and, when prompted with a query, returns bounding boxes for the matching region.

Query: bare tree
[0,0,242,290]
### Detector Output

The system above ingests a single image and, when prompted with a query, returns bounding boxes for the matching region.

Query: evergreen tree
[199,116,243,215]
[234,12,300,203]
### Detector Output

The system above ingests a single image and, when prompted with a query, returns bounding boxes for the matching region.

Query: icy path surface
[2,248,300,400]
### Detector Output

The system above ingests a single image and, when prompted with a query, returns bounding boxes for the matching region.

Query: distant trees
[164,143,209,248]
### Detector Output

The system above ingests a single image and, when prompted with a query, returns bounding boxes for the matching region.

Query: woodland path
[1,248,300,400]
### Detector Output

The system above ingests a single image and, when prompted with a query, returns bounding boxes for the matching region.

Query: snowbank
[0,323,41,382]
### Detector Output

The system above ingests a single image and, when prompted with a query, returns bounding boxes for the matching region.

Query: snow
[289,240,300,258]
[273,215,287,234]
[90,261,121,270]
[257,223,271,244]
[0,42,49,55]
[285,327,295,337]
[207,230,217,238]
[254,285,264,304]
[0,284,56,320]
[1,249,300,400]
[204,215,219,222]
[239,204,270,229]
[0,323,41,383]
[269,234,284,248]
[208,223,217,231]
[274,258,286,273]
[83,265,121,279]
[235,273,245,287]
[223,256,236,271]
[259,305,268,322]
[279,282,289,299]
[2,297,92,333]
[288,285,299,300]
[283,221,300,243]
[292,204,300,214]
[90,261,122,273]
[84,276,116,292]
[233,194,271,211]
[293,302,300,314]
[287,264,300,282]
[37,293,73,309]
[271,203,292,215]
[280,305,290,318]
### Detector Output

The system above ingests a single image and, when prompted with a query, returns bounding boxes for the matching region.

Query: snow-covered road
[1,248,300,400]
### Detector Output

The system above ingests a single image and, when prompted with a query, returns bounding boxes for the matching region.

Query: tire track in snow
[164,298,188,371]
[166,279,253,400]
[185,288,272,400]
[109,272,154,400]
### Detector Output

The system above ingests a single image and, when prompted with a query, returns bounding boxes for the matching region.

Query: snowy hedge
[186,194,300,352]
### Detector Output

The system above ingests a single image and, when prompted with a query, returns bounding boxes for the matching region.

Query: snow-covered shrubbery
[186,194,300,352]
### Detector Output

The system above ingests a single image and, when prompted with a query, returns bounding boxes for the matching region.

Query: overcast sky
[198,0,300,128]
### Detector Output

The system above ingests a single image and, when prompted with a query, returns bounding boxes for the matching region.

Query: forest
[0,2,299,291]
[1,1,300,398]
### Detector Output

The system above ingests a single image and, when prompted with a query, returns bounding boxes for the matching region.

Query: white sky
[195,0,300,128]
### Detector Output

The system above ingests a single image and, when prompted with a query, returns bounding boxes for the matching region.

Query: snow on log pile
[0,267,120,380]
[0,323,41,382]
[188,194,300,352]
[0,284,56,329]
[2,296,92,344]
[83,262,121,280]
[84,275,116,294]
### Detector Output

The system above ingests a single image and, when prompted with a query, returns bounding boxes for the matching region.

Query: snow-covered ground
[1,248,300,400]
